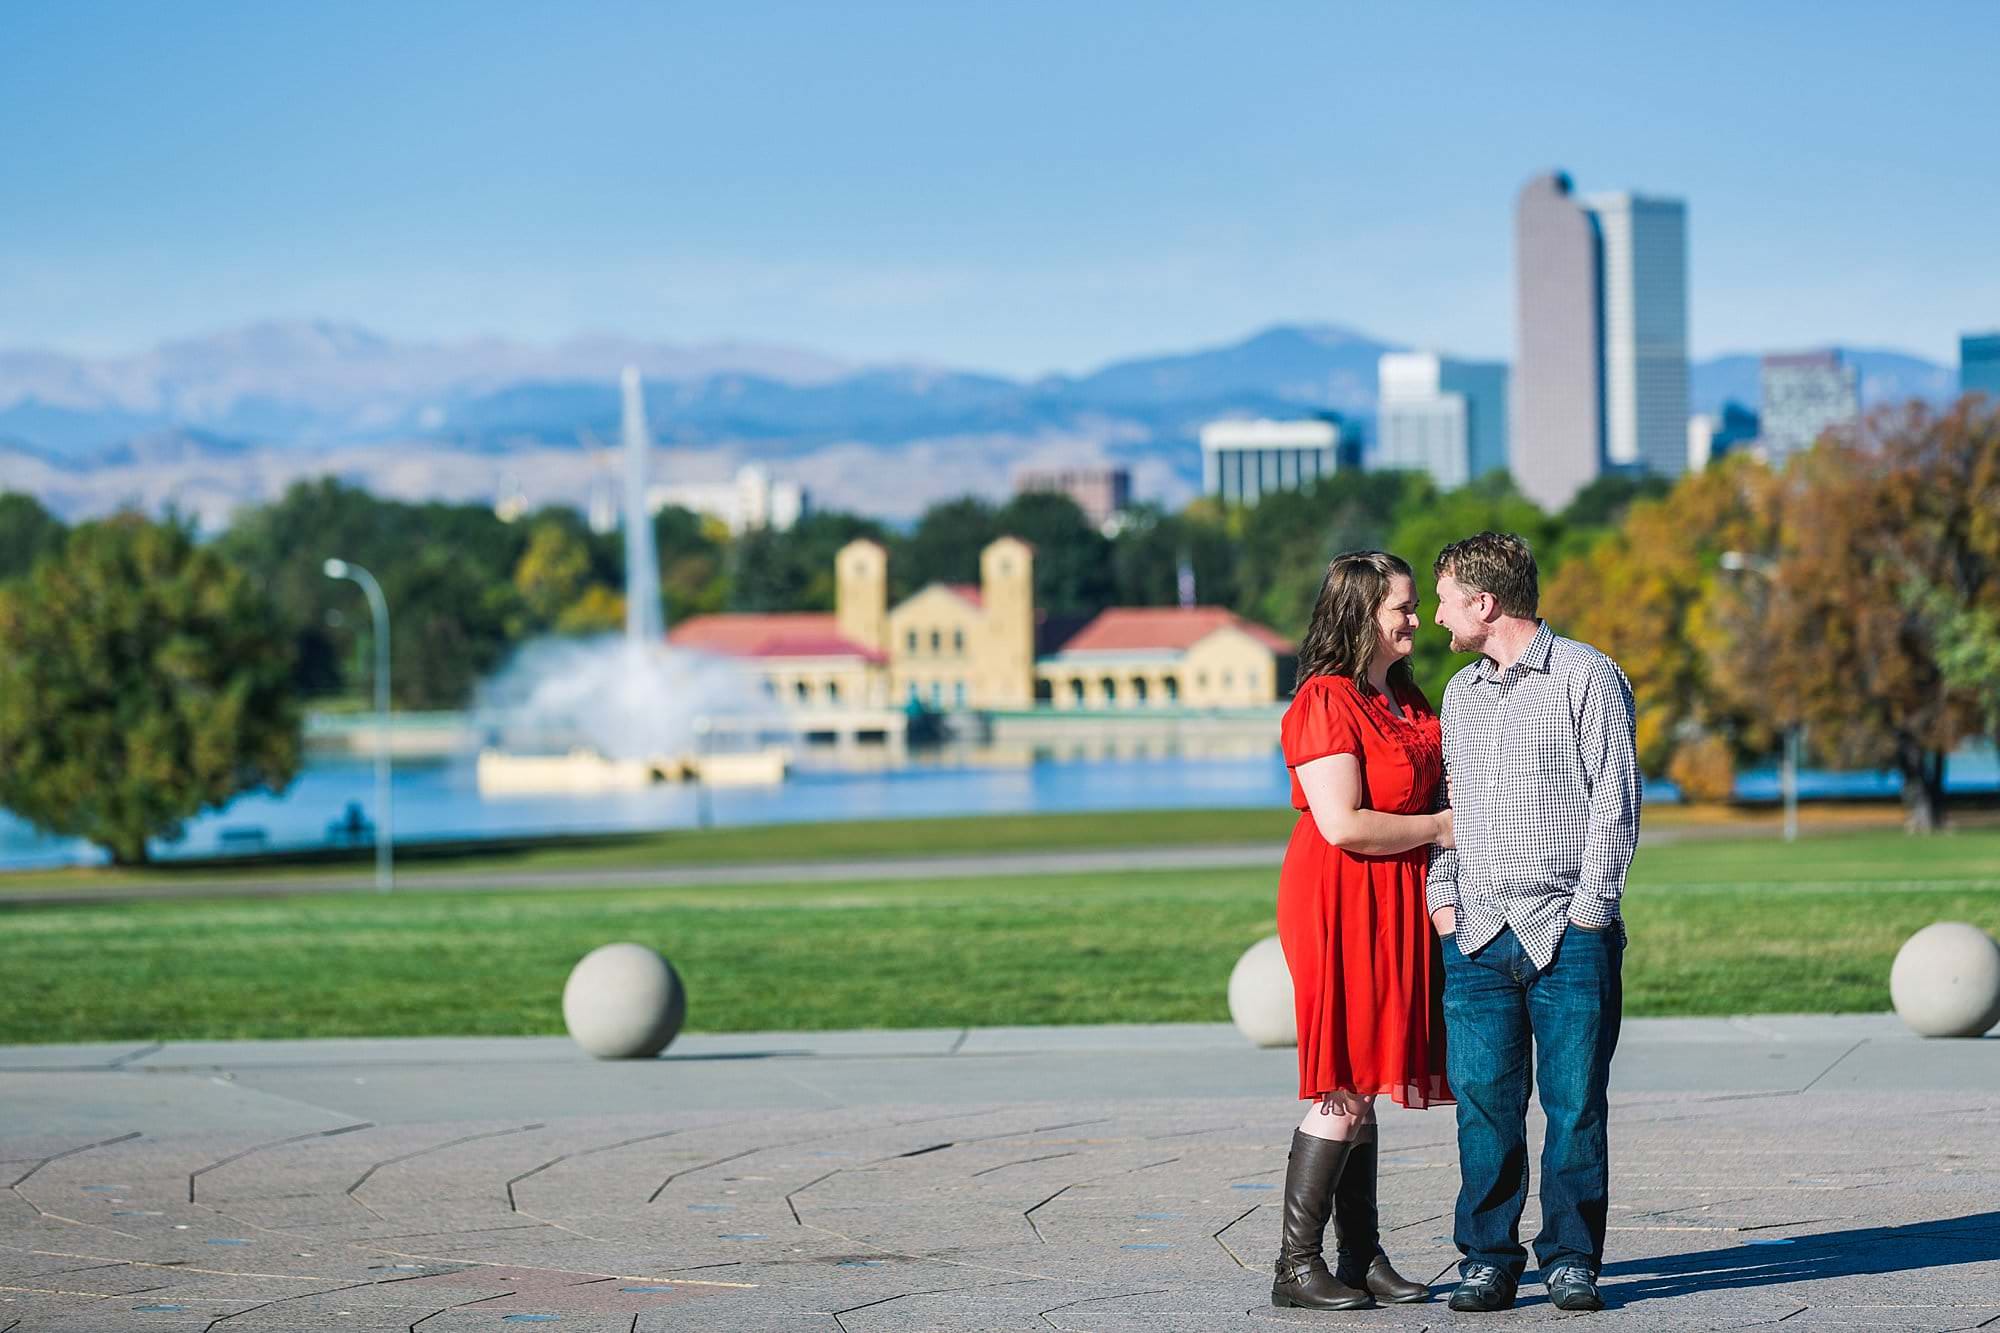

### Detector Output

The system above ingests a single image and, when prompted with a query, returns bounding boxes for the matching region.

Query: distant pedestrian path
[0,803,1955,906]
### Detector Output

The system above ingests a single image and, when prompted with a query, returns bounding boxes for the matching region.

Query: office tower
[1376,352,1509,490]
[1760,350,1859,462]
[1014,466,1133,528]
[1198,416,1345,505]
[1963,332,2000,398]
[1513,172,1602,512]
[1513,171,1690,510]
[1587,191,1689,480]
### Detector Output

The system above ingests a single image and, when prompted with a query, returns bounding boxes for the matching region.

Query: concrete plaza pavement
[3,1014,1997,1331]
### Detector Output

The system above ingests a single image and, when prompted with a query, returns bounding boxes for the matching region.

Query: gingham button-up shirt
[1426,621,1642,971]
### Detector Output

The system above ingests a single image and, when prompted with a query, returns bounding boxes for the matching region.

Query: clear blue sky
[4,1,1995,375]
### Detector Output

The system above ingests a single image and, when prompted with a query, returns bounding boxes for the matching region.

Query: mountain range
[0,320,1962,527]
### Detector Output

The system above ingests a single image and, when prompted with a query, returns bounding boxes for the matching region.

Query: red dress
[1277,673,1451,1109]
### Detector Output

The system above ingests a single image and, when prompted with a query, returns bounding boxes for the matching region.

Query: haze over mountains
[0,320,1959,528]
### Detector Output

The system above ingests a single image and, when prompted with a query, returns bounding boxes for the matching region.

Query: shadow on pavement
[1602,1211,2000,1304]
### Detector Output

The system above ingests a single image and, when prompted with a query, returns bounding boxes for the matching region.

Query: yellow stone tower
[978,536,1036,707]
[835,538,888,659]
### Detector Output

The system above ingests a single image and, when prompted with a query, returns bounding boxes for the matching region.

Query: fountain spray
[621,366,665,644]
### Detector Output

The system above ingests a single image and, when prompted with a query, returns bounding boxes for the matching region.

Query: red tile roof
[668,613,885,664]
[1053,607,1293,656]
[941,582,984,608]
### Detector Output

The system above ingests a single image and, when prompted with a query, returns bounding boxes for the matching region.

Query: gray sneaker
[1547,1264,1603,1312]
[1448,1262,1517,1312]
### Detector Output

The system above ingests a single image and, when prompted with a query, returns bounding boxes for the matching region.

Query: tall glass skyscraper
[1512,172,1689,511]
[1586,192,1689,479]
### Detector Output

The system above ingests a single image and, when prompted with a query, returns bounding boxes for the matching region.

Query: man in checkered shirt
[1426,532,1641,1315]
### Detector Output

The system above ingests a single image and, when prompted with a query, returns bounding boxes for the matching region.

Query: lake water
[3,744,1995,871]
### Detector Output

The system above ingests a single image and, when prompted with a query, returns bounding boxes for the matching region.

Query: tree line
[0,470,1664,715]
[1545,398,2000,831]
[2,394,1993,859]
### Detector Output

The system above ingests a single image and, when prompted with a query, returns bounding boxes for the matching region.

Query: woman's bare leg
[1298,1090,1376,1141]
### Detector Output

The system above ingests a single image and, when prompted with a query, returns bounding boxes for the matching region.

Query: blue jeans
[1441,923,1622,1281]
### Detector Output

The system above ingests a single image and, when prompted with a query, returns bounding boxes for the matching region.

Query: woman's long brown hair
[1293,550,1416,694]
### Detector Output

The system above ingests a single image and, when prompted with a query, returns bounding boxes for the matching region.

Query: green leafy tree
[219,479,530,708]
[527,504,621,587]
[729,510,894,612]
[1557,472,1672,540]
[1229,471,1434,646]
[1109,502,1239,608]
[394,544,526,708]
[901,496,1001,587]
[513,520,593,628]
[653,505,729,620]
[0,492,66,582]
[0,514,301,864]
[1386,474,1562,706]
[991,491,1114,616]
[218,478,400,696]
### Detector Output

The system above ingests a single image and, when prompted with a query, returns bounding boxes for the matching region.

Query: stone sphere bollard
[1889,922,2000,1038]
[1228,935,1297,1048]
[562,943,687,1058]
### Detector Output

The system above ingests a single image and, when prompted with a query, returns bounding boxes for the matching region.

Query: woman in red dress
[1270,550,1453,1311]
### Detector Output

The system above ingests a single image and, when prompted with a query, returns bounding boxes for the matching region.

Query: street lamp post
[691,715,713,830]
[324,559,394,891]
[1719,550,1798,843]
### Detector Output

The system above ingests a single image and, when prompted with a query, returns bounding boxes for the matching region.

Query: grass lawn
[2,826,1996,1044]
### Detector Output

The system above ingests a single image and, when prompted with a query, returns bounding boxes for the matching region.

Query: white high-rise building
[1199,417,1345,505]
[1584,192,1689,481]
[1687,413,1716,472]
[1375,352,1509,491]
[648,463,808,533]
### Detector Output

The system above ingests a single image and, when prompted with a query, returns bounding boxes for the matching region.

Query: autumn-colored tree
[1541,456,1780,799]
[1881,397,2000,755]
[513,521,592,627]
[1727,406,1986,831]
[555,585,625,635]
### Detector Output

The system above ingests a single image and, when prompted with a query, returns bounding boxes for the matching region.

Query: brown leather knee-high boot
[1271,1129,1373,1309]
[1332,1124,1430,1303]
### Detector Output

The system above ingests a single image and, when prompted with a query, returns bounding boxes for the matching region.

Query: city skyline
[4,2,1998,375]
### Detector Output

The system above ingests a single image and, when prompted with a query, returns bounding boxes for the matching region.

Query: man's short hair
[1434,531,1539,618]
